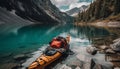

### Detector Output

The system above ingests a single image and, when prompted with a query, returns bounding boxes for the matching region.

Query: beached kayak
[28,49,62,69]
[28,35,70,69]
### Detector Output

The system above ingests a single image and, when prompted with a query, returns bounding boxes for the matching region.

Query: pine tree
[114,0,120,15]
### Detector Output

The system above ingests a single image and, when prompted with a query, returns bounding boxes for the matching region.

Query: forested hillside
[76,0,120,22]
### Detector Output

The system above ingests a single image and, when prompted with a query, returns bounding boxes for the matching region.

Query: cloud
[50,0,91,12]
[51,0,79,7]
[69,2,90,9]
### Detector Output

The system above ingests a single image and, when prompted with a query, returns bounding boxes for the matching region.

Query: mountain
[66,5,88,16]
[79,0,93,2]
[76,0,120,22]
[0,0,72,24]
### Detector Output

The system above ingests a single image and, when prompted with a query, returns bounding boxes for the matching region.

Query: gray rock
[114,67,120,69]
[13,54,28,61]
[113,38,120,43]
[83,58,96,69]
[105,49,115,54]
[99,45,109,50]
[75,66,81,69]
[67,57,83,68]
[110,39,120,52]
[83,63,91,69]
[1,53,13,58]
[93,64,102,69]
[60,64,71,69]
[99,50,105,54]
[86,47,97,55]
[0,63,21,69]
[93,38,103,41]
[102,65,113,69]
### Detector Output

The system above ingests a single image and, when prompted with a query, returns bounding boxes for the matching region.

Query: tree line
[76,0,120,23]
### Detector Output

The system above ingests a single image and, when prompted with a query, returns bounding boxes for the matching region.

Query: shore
[87,37,120,68]
[75,21,120,28]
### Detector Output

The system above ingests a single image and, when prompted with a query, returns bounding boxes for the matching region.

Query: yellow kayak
[28,35,70,69]
[28,51,62,69]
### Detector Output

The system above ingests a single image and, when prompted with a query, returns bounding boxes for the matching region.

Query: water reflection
[0,24,120,69]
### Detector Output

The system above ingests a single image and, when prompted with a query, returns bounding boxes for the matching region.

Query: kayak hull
[28,52,62,69]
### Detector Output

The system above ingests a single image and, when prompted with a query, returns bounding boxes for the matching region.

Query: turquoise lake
[0,24,119,69]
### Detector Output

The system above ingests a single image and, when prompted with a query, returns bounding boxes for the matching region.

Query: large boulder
[98,45,109,50]
[86,47,97,55]
[113,38,120,43]
[110,38,120,52]
[83,58,96,69]
[60,64,71,69]
[105,49,115,54]
[82,58,113,69]
[92,64,102,69]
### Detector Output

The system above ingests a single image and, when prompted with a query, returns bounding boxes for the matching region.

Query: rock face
[110,38,120,52]
[0,0,72,24]
[0,7,32,34]
[66,5,88,16]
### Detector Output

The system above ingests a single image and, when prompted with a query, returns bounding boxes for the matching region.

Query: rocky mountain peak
[0,0,72,24]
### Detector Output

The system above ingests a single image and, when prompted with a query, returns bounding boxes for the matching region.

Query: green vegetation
[75,0,120,23]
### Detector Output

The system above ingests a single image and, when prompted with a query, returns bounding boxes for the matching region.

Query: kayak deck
[28,51,62,69]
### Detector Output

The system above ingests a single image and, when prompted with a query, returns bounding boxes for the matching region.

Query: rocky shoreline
[1,37,120,69]
[75,21,120,28]
[0,51,32,69]
[86,38,120,68]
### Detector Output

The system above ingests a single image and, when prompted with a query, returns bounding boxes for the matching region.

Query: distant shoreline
[74,21,120,28]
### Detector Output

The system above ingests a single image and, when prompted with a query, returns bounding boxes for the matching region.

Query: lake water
[0,24,119,69]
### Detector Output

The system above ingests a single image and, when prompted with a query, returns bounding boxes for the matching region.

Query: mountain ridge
[0,0,72,24]
[66,5,88,16]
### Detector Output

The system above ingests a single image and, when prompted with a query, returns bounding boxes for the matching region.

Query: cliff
[0,0,72,24]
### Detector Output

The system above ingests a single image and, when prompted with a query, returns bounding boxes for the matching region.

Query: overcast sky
[50,0,92,12]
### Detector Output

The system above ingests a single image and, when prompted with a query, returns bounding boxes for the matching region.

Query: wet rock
[92,64,102,69]
[93,41,104,45]
[0,63,21,69]
[102,65,113,69]
[60,64,71,69]
[113,38,120,43]
[11,64,22,69]
[110,39,120,52]
[99,50,105,54]
[93,38,103,41]
[114,67,120,69]
[13,54,28,61]
[90,59,96,68]
[83,63,91,69]
[75,66,81,69]
[83,58,96,69]
[99,45,109,50]
[105,49,115,54]
[86,47,97,55]
[82,58,103,69]
[76,54,86,62]
[1,53,13,58]
[66,57,83,68]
